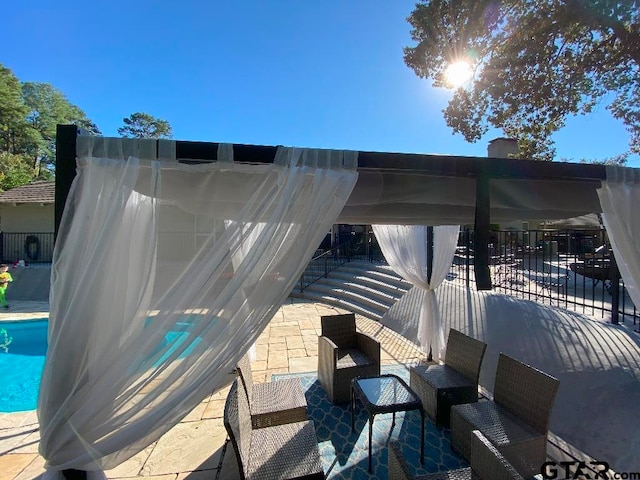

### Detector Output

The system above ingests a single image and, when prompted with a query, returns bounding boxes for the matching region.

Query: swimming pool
[0,316,208,412]
[0,319,48,413]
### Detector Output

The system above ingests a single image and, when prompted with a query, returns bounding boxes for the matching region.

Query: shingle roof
[0,181,55,204]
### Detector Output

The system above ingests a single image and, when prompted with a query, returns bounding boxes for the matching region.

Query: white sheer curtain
[597,166,640,313]
[38,141,357,478]
[372,225,460,360]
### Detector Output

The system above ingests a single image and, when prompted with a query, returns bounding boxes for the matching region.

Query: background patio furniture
[317,312,380,404]
[410,329,487,426]
[450,353,559,479]
[236,353,308,428]
[389,430,525,480]
[223,378,325,480]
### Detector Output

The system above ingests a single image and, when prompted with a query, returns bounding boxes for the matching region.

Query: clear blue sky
[3,0,638,166]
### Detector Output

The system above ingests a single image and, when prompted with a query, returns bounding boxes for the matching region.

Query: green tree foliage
[118,112,173,139]
[404,1,640,161]
[0,62,99,189]
[0,65,32,155]
[22,82,100,175]
[578,153,628,166]
[0,152,37,190]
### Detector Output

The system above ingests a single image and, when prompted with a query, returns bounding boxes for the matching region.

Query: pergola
[47,124,638,480]
[55,124,607,292]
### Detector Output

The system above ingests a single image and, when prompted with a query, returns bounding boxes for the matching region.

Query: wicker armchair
[224,379,325,480]
[236,353,308,428]
[410,329,487,426]
[388,430,525,480]
[451,353,559,479]
[318,313,380,404]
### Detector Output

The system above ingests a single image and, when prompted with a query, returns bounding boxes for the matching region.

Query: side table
[350,374,424,473]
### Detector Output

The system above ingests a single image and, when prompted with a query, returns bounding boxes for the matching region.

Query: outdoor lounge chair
[224,378,325,480]
[236,353,308,428]
[450,353,559,479]
[410,329,487,426]
[389,430,525,480]
[317,313,380,404]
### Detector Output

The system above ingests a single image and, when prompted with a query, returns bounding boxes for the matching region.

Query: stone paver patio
[0,299,424,480]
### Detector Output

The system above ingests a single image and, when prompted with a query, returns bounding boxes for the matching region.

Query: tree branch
[563,0,640,66]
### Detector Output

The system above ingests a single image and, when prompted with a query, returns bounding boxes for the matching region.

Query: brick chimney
[488,137,519,158]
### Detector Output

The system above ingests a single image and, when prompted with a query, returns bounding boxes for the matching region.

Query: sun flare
[444,61,473,88]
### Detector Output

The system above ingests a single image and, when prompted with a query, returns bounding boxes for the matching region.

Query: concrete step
[313,277,404,306]
[291,260,410,320]
[300,281,393,313]
[290,289,386,321]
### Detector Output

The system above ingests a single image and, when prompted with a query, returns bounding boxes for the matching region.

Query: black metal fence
[0,232,55,264]
[450,229,639,327]
[299,242,354,292]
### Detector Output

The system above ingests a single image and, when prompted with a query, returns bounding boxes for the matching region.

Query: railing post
[465,228,471,289]
[610,254,621,324]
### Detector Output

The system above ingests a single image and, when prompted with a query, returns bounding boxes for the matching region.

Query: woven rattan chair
[410,329,487,426]
[317,313,380,404]
[388,430,525,480]
[236,353,308,428]
[223,379,325,480]
[450,353,559,479]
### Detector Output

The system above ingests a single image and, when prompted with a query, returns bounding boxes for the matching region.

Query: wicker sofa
[236,353,308,428]
[223,378,325,480]
[410,329,486,426]
[389,430,525,480]
[317,313,380,404]
[450,353,559,479]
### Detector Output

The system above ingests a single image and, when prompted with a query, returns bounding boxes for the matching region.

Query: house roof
[0,181,55,204]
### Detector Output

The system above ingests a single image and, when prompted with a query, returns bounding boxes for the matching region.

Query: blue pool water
[0,319,48,412]
[0,316,207,412]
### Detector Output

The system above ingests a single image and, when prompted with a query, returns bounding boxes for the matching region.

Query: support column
[474,171,492,290]
[55,124,78,241]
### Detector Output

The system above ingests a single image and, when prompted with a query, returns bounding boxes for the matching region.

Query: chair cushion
[413,364,475,390]
[336,348,375,369]
[248,420,323,480]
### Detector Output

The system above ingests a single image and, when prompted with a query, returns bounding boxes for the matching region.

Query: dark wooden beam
[174,138,607,182]
[55,124,79,240]
[474,171,492,290]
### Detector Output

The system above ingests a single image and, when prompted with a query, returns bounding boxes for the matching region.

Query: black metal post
[474,171,492,290]
[55,125,79,241]
[465,228,470,289]
[426,226,434,284]
[610,254,620,325]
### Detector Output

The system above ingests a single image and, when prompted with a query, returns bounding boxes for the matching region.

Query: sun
[444,61,473,88]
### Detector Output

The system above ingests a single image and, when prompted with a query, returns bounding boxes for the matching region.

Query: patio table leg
[350,384,355,432]
[420,409,424,465]
[368,414,374,473]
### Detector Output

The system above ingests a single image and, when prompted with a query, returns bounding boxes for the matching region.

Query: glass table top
[355,374,418,408]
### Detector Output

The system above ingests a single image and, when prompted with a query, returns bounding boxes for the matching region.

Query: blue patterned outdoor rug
[273,364,468,479]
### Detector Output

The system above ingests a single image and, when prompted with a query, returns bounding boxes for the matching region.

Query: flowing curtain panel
[597,166,640,313]
[372,225,459,360]
[38,141,357,478]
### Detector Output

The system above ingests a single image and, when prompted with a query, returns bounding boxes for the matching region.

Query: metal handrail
[299,241,353,292]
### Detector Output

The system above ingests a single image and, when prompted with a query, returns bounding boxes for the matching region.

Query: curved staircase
[289,260,411,320]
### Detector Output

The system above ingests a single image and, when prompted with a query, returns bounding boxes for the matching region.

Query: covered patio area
[0,299,425,480]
